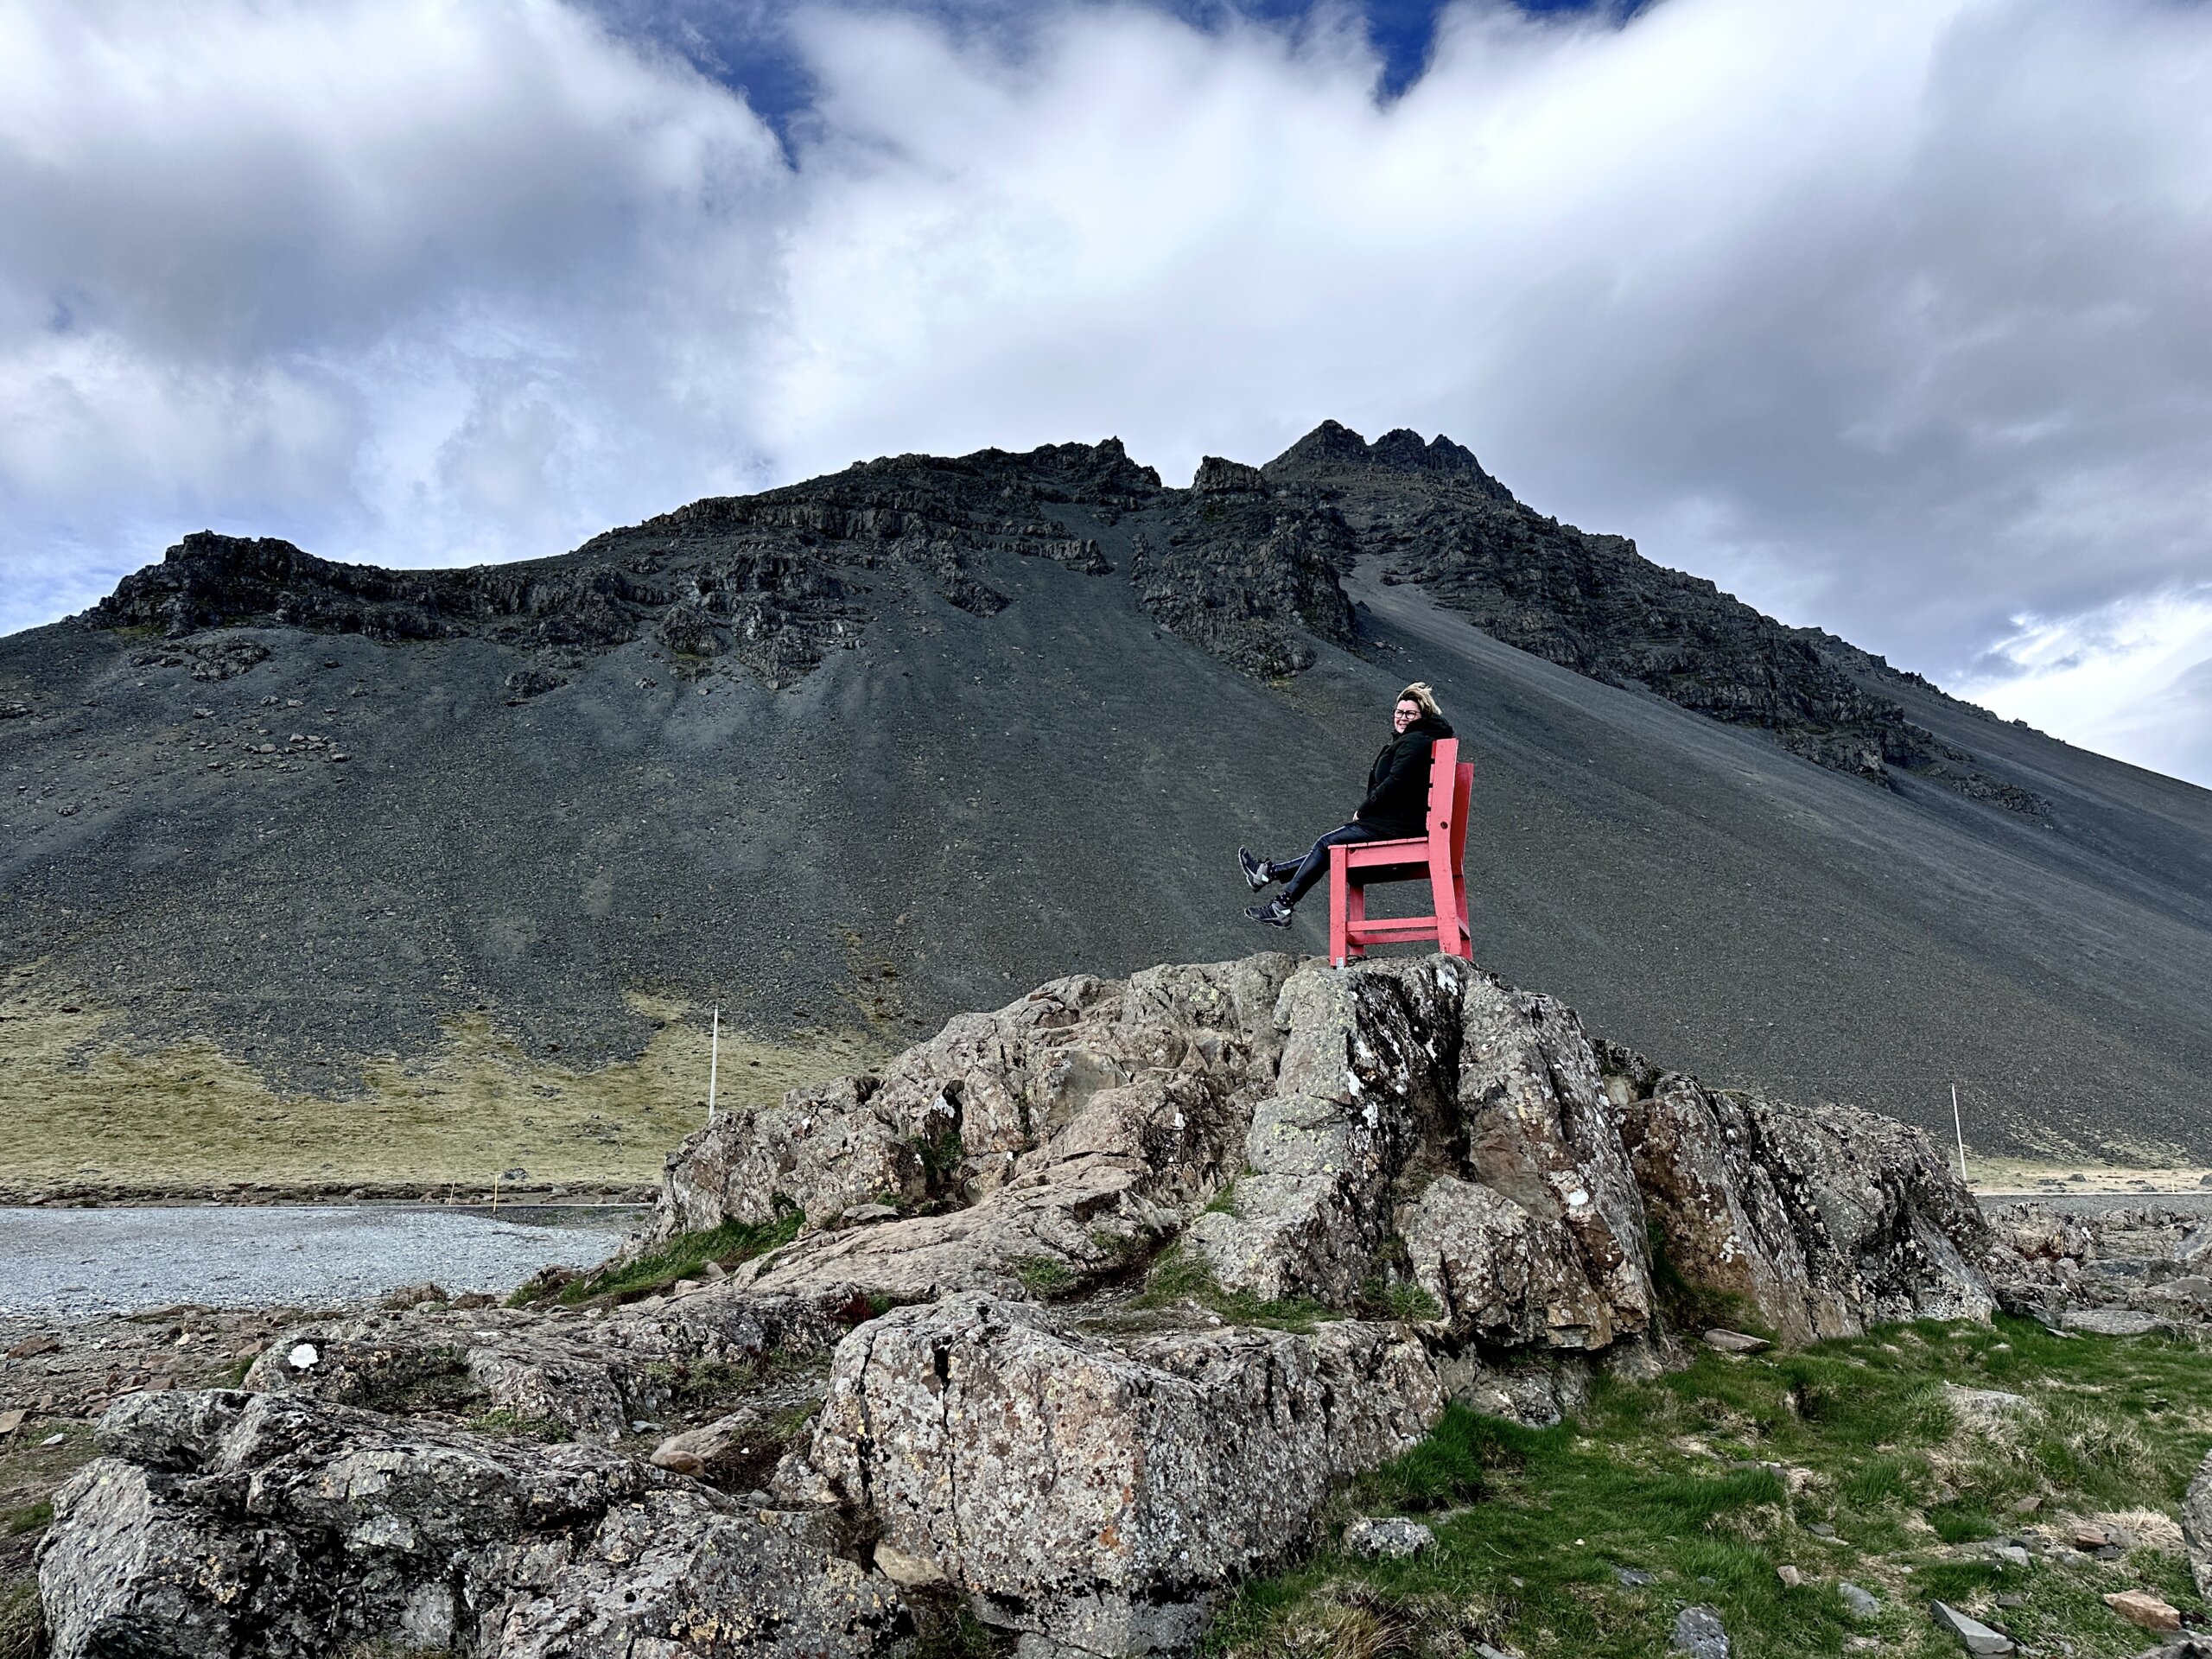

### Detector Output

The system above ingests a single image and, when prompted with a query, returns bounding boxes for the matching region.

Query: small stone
[8,1335,60,1358]
[1777,1564,1804,1587]
[288,1342,320,1370]
[41,1433,64,1447]
[1672,1605,1730,1657]
[2009,1496,2041,1515]
[0,1408,24,1436]
[1838,1582,1879,1619]
[1342,1517,1434,1560]
[1930,1602,2014,1655]
[1945,1383,2034,1426]
[2074,1525,2110,1550]
[1614,1566,1657,1586]
[2104,1591,2182,1632]
[1808,1522,1839,1538]
[1995,1594,2024,1609]
[1992,1545,2030,1567]
[1703,1329,1770,1354]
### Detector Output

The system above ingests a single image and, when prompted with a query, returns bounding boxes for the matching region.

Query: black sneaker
[1244,897,1294,928]
[1238,847,1272,892]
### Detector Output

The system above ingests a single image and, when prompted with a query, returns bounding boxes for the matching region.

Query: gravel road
[0,1205,637,1319]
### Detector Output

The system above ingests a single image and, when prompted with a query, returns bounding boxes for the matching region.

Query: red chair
[1328,738,1474,968]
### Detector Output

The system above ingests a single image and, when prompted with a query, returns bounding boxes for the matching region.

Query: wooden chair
[1328,738,1474,968]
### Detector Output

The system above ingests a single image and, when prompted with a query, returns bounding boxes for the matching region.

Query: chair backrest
[1427,739,1473,868]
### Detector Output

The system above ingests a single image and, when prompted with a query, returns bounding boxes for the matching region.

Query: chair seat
[1338,836,1429,867]
[1338,836,1434,886]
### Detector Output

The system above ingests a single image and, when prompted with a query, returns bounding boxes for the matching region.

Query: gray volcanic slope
[3,423,2209,1160]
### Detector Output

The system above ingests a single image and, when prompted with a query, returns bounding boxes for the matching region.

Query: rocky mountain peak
[1189,455,1268,493]
[1262,419,1513,499]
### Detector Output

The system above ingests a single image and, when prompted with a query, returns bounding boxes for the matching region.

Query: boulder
[1190,960,1662,1350]
[804,1294,1442,1656]
[35,1389,901,1659]
[1617,1062,1997,1339]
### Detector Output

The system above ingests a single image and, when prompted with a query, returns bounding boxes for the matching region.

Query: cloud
[3,0,2212,788]
[1957,588,2212,787]
[0,0,785,608]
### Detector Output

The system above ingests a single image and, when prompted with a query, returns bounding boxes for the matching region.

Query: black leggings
[1268,823,1384,906]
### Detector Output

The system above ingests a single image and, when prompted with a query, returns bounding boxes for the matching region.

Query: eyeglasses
[1394,706,1420,717]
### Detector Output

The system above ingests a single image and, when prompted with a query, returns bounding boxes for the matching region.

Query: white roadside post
[708,1004,720,1123]
[1951,1083,1969,1185]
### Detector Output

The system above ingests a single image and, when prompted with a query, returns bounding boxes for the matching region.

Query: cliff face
[87,422,2021,803]
[1253,421,2037,805]
[7,422,2212,1162]
[35,950,2026,1659]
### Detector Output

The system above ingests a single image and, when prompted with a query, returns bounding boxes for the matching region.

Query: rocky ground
[15,948,2212,1658]
[6,423,2211,1176]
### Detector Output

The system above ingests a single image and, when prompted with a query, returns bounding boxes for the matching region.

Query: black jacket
[1354,715,1455,839]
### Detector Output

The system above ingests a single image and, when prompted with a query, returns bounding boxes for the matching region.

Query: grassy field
[1214,1316,2212,1659]
[0,969,883,1198]
[1968,1157,2212,1198]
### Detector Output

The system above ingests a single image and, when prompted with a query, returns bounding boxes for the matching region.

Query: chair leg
[1429,850,1458,957]
[1452,874,1472,958]
[1329,849,1351,968]
[1346,876,1367,962]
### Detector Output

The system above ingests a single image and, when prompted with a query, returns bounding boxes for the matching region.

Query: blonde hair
[1397,682,1441,719]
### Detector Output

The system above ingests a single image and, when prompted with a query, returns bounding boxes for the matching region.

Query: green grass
[1013,1255,1079,1299]
[550,1208,803,1306]
[467,1409,571,1443]
[1134,1243,1336,1333]
[1211,1315,2212,1659]
[0,970,884,1198]
[2,1503,49,1539]
[0,1578,39,1659]
[1358,1276,1446,1324]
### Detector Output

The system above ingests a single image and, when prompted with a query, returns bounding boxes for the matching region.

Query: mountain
[4,422,2210,1165]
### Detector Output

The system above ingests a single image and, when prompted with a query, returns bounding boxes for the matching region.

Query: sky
[3,0,2210,787]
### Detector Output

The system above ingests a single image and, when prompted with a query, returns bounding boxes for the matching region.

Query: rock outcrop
[664,952,1993,1353]
[1979,1200,2212,1330]
[1614,1058,1997,1342]
[807,1295,1441,1657]
[40,1389,899,1659]
[37,950,2006,1659]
